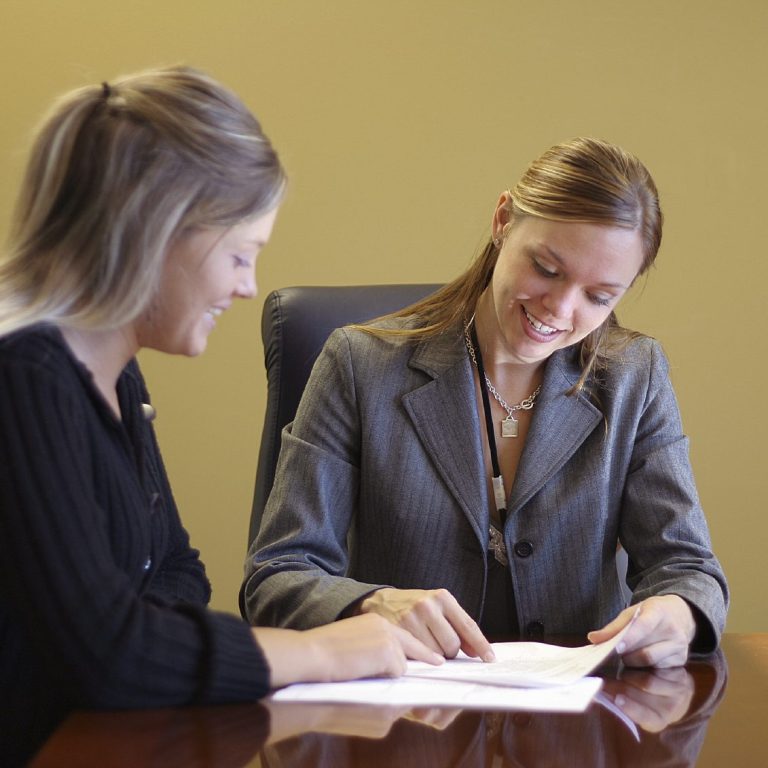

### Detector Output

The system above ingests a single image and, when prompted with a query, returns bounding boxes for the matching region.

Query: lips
[203,307,225,332]
[205,306,229,325]
[523,306,560,335]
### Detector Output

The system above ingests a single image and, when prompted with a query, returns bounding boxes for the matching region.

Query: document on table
[270,675,602,713]
[405,614,636,689]
[270,619,635,713]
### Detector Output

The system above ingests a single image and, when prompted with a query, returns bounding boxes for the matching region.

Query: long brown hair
[356,137,662,394]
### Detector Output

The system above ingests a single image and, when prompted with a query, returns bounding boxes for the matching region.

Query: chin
[168,335,209,358]
[185,341,209,357]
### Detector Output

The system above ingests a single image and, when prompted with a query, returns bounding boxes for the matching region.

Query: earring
[493,237,501,249]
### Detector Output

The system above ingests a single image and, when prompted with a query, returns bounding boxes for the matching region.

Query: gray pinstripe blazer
[242,321,728,649]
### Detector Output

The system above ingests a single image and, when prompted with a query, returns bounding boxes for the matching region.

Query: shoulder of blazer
[338,319,467,381]
[548,334,665,397]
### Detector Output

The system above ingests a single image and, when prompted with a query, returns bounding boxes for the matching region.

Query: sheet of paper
[270,675,602,713]
[405,615,636,688]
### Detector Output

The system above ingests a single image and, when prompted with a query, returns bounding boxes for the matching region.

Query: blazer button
[525,621,545,638]
[514,540,533,558]
[143,557,152,571]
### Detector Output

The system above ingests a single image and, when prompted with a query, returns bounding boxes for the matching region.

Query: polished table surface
[19,634,768,767]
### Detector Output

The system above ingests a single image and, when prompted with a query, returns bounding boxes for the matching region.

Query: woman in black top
[0,65,442,713]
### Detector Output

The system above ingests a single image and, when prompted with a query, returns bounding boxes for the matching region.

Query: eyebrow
[537,244,630,290]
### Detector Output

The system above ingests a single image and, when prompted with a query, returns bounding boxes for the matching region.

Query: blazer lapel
[400,337,603,536]
[508,349,603,514]
[401,334,489,543]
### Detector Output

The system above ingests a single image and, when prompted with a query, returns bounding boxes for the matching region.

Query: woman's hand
[253,613,444,689]
[357,587,495,662]
[587,595,697,668]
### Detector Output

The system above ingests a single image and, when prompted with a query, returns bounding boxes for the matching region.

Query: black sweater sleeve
[0,331,270,707]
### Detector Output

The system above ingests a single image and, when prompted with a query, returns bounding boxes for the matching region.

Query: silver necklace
[463,321,542,438]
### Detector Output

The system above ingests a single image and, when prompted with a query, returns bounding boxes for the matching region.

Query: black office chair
[247,284,441,549]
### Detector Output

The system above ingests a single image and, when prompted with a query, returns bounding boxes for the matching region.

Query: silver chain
[463,321,541,419]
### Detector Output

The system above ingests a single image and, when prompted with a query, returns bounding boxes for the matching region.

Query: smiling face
[135,207,278,357]
[481,200,645,367]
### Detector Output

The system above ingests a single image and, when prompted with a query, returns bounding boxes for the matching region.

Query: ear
[491,191,514,242]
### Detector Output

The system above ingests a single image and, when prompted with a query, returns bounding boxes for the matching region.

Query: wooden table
[23,634,768,767]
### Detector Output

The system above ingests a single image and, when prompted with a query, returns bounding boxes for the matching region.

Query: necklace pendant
[501,416,519,438]
[489,526,509,567]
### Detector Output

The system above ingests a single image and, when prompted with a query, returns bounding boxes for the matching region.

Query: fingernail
[483,650,496,663]
[617,642,626,654]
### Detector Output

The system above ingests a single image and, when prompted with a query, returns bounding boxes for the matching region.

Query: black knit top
[0,326,269,709]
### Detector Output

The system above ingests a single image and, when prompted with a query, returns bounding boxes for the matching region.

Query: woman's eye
[587,293,612,307]
[533,260,558,278]
[232,255,251,268]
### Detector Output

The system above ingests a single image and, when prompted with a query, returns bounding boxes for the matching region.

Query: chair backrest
[248,284,440,548]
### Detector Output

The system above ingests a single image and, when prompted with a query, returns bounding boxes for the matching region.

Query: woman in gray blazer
[243,137,728,669]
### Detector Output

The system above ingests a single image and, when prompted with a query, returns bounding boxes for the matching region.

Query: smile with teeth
[523,307,559,335]
[206,307,224,318]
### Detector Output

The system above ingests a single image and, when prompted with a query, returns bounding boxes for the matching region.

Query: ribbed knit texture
[0,326,269,708]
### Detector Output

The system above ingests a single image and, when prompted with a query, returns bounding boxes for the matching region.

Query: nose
[235,268,257,299]
[541,283,577,321]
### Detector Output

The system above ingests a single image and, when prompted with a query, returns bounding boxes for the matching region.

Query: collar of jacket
[401,329,603,539]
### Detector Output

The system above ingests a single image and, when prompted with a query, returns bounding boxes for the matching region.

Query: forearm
[242,559,388,628]
[620,344,728,649]
[252,614,443,689]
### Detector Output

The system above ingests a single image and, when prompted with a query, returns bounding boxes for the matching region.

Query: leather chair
[247,284,440,550]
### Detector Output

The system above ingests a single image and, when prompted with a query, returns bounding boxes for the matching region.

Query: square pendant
[501,417,519,438]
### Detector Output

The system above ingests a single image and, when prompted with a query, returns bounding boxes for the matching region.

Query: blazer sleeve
[242,329,390,629]
[618,339,729,652]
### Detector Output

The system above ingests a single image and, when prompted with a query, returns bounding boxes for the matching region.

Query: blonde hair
[359,137,663,393]
[0,65,286,337]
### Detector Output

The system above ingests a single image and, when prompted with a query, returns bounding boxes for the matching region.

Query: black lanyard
[469,323,508,526]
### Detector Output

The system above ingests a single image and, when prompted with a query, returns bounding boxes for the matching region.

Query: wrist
[252,626,321,689]
[673,595,698,643]
[340,597,366,618]
[356,588,389,616]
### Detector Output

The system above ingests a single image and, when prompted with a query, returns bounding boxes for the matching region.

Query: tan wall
[1,1,764,631]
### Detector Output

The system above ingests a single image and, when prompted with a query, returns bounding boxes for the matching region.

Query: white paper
[270,675,602,713]
[271,618,636,714]
[405,615,636,688]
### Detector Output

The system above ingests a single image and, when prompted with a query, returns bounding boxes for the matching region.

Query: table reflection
[23,649,727,768]
[25,704,270,768]
[261,652,726,768]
